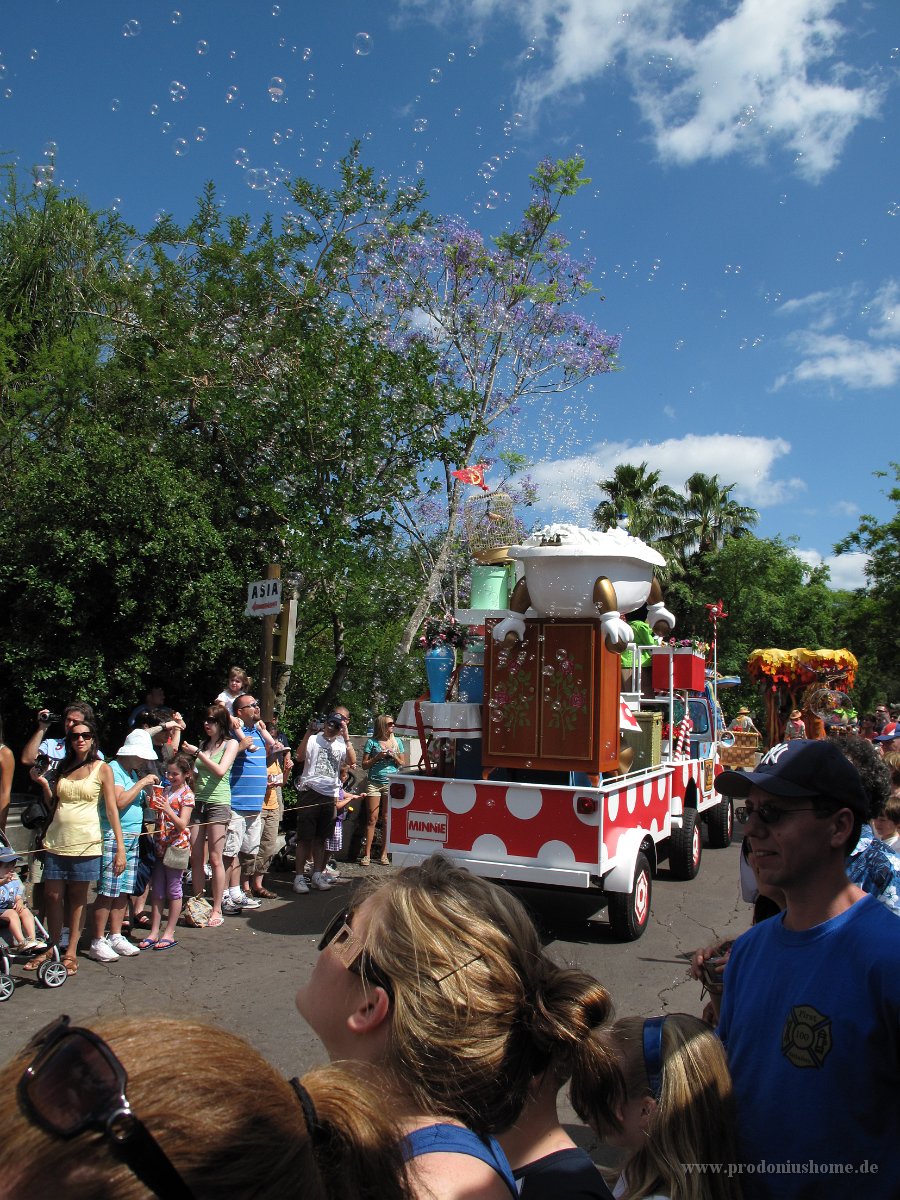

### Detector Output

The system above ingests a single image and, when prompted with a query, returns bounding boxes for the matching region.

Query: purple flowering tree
[357,156,621,652]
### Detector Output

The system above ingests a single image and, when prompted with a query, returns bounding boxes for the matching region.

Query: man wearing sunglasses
[714,740,900,1198]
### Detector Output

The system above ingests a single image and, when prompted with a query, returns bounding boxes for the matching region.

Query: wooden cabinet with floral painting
[482,617,620,779]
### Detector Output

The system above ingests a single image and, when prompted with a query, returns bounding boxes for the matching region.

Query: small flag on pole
[451,463,489,492]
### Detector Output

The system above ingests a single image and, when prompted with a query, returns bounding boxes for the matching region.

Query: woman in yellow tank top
[28,717,125,975]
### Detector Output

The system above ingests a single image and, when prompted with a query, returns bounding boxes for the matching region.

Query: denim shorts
[42,852,101,883]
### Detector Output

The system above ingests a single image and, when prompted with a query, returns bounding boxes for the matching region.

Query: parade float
[747,647,858,745]
[388,495,736,941]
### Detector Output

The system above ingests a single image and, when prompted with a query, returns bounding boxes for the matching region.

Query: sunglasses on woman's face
[70,731,92,741]
[18,1015,194,1199]
[318,909,394,1000]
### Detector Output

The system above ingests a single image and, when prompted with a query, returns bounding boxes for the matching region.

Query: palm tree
[592,461,682,544]
[672,472,759,562]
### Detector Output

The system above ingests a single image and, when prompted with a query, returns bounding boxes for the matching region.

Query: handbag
[162,843,190,871]
[21,798,50,831]
[183,894,213,927]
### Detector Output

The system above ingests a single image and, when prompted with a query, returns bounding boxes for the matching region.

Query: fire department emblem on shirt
[781,1004,832,1068]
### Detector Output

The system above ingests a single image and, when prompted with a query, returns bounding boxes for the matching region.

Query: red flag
[451,463,489,492]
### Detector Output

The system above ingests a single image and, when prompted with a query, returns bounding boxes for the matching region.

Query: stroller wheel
[0,971,14,1001]
[38,959,68,989]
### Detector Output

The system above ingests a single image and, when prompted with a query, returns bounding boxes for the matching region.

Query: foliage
[833,463,900,707]
[592,462,682,542]
[418,614,467,650]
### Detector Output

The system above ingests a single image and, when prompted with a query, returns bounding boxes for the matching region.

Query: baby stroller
[0,833,68,998]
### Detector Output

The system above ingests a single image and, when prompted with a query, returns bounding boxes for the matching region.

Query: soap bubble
[0,65,5,80]
[447,51,456,63]
[33,163,54,188]
[110,98,120,112]
[170,10,182,24]
[122,18,141,37]
[268,75,285,101]
[524,45,536,59]
[160,121,172,134]
[467,44,477,56]
[272,130,283,145]
[150,103,159,116]
[353,32,372,56]
[29,49,38,62]
[169,80,187,102]
[234,146,250,167]
[173,138,188,156]
[486,190,499,208]
[272,3,280,13]
[196,40,208,55]
[302,47,312,60]
[246,167,270,189]
[195,126,207,142]
[225,85,239,103]
[429,68,442,84]
[412,117,428,133]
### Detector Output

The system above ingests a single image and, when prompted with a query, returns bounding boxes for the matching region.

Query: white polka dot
[442,782,477,814]
[536,840,577,866]
[505,786,543,820]
[650,818,659,835]
[682,763,690,787]
[626,786,637,814]
[642,783,651,807]
[657,776,667,801]
[471,833,508,858]
[607,791,619,822]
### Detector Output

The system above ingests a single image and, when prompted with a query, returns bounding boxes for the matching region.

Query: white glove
[492,615,526,643]
[599,610,634,649]
[647,601,676,631]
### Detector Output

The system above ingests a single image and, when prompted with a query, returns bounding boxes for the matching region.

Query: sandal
[62,956,78,975]
[379,855,391,865]
[24,948,55,973]
[251,887,278,899]
[359,855,371,866]
[133,913,152,929]
[138,937,158,950]
[207,913,224,928]
[154,938,177,951]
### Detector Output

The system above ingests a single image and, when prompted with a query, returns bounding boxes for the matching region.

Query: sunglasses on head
[736,800,829,826]
[318,909,394,1000]
[18,1015,194,1199]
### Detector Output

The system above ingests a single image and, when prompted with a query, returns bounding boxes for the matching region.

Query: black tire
[38,959,68,989]
[669,807,702,880]
[608,852,652,941]
[0,972,14,1001]
[706,796,733,849]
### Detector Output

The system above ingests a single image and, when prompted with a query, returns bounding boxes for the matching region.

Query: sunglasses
[237,702,260,711]
[18,1015,194,1199]
[70,731,93,741]
[736,802,824,826]
[318,909,394,1000]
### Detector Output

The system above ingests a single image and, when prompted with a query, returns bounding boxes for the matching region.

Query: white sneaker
[236,893,261,909]
[322,864,341,880]
[292,874,310,894]
[88,937,119,963]
[108,933,140,957]
[309,871,334,891]
[221,896,243,915]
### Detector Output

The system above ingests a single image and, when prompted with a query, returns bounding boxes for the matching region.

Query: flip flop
[207,913,224,927]
[251,887,278,898]
[138,937,158,950]
[62,956,78,975]
[153,938,177,951]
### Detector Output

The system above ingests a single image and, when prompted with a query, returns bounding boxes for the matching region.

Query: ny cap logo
[761,742,790,765]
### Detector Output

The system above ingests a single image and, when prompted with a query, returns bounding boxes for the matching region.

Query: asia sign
[245,578,282,617]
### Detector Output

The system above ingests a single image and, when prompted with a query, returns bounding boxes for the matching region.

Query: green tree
[833,463,900,707]
[592,461,682,542]
[667,472,759,570]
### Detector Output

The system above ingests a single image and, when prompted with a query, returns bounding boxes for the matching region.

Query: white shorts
[224,811,262,861]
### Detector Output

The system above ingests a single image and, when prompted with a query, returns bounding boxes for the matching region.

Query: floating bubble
[169,80,187,102]
[888,202,899,217]
[150,103,159,116]
[302,47,312,60]
[111,197,122,210]
[122,18,141,37]
[429,68,442,84]
[173,138,188,156]
[29,49,38,62]
[268,75,285,100]
[284,127,293,139]
[307,88,315,100]
[170,10,182,24]
[196,40,208,55]
[447,51,456,63]
[195,126,207,141]
[225,85,239,103]
[228,49,237,59]
[272,3,280,13]
[246,168,270,189]
[453,106,461,117]
[44,139,57,157]
[0,65,5,80]
[160,121,172,134]
[467,44,477,56]
[412,117,428,133]
[2,87,11,99]
[485,190,499,209]
[778,193,787,205]
[33,163,54,188]
[524,45,536,59]
[354,32,372,56]
[273,130,283,145]
[110,98,120,112]
[234,146,250,167]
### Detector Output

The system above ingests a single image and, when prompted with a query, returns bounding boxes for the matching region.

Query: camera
[42,712,61,725]
[34,752,51,774]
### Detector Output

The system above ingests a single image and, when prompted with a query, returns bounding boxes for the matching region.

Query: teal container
[470,564,511,610]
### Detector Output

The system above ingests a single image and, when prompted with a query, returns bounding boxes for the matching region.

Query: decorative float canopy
[747,647,858,691]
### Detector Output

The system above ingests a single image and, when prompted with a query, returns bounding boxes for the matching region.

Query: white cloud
[527,432,804,522]
[774,279,900,390]
[402,0,884,180]
[796,548,870,590]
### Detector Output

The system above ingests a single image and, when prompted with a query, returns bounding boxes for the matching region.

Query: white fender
[603,826,651,894]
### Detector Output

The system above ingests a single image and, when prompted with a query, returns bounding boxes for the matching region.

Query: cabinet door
[483,623,541,762]
[538,621,597,766]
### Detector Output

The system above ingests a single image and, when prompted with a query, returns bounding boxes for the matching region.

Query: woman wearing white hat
[88,728,159,963]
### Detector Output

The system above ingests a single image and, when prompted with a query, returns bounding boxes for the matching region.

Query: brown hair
[201,702,232,747]
[373,714,395,741]
[227,666,251,689]
[0,1017,408,1200]
[588,1014,741,1200]
[167,753,195,788]
[358,855,623,1136]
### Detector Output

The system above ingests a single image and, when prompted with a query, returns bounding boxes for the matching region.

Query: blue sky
[2,1,898,588]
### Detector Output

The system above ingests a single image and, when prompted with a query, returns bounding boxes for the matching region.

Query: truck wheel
[669,807,702,880]
[608,852,652,941]
[706,796,733,849]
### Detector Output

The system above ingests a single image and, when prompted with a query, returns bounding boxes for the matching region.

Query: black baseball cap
[325,713,344,728]
[716,739,869,814]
